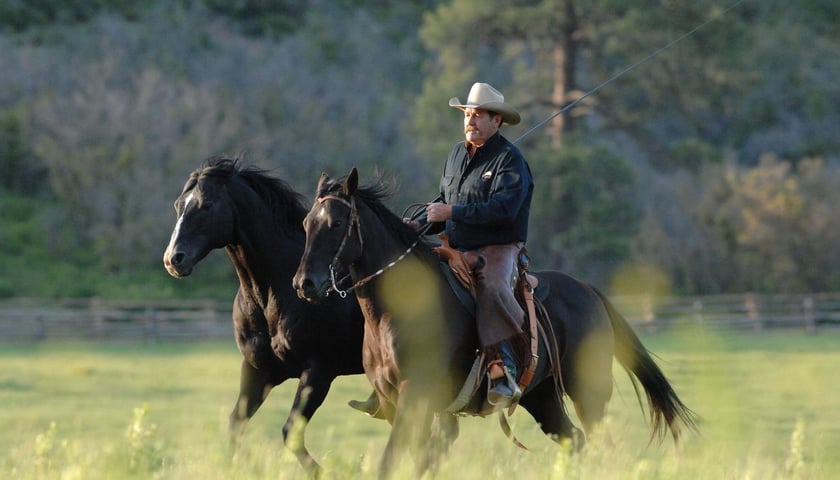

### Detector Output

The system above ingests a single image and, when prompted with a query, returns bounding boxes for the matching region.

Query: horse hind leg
[571,393,608,441]
[519,380,585,449]
[567,330,614,441]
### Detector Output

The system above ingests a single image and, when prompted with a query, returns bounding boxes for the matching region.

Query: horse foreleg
[378,384,435,480]
[426,413,459,472]
[283,368,333,478]
[230,359,275,447]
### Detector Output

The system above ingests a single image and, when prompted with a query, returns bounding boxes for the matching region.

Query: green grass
[1,327,839,479]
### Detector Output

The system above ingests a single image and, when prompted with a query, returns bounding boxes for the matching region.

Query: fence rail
[0,298,233,343]
[609,292,840,333]
[1,293,840,343]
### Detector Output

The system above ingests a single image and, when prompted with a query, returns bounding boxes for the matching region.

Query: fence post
[803,297,816,334]
[90,297,106,339]
[692,300,704,324]
[34,314,46,342]
[642,295,657,332]
[745,294,762,332]
[144,308,159,344]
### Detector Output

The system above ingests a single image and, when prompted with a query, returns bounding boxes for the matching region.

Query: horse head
[293,168,364,302]
[163,157,240,277]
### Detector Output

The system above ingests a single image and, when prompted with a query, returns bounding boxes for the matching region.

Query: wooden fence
[1,293,839,343]
[0,298,233,343]
[609,292,840,333]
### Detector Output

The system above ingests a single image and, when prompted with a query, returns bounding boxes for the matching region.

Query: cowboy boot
[348,391,386,419]
[487,343,522,407]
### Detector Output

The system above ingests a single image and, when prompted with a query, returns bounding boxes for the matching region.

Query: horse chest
[362,316,401,395]
[234,302,300,366]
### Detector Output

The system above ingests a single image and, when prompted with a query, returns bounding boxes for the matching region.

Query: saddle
[432,234,543,412]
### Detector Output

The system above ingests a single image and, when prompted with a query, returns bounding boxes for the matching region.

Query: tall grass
[1,328,838,479]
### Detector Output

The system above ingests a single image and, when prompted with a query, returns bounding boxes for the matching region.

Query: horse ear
[316,172,331,195]
[343,167,359,195]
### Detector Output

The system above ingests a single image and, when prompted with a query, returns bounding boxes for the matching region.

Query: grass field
[1,326,838,479]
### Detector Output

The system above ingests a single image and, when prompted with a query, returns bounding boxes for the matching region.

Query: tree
[636,156,840,293]
[528,139,639,283]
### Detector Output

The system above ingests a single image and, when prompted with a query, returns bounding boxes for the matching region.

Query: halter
[316,193,419,298]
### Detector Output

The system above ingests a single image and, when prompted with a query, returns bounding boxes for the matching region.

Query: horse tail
[591,286,698,444]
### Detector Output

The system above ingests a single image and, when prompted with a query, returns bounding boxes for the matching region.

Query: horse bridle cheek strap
[316,193,420,298]
[317,194,364,270]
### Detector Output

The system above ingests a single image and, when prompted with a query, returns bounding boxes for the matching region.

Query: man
[349,82,533,416]
[423,82,534,406]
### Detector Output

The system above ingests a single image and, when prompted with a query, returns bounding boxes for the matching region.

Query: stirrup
[487,366,522,407]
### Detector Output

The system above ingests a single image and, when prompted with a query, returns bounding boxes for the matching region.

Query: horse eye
[331,219,343,229]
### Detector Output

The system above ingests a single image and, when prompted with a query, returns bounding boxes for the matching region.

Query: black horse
[163,157,365,476]
[293,168,697,478]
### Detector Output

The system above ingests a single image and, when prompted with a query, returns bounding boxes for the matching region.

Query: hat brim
[449,97,521,126]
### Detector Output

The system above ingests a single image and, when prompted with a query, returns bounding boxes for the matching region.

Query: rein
[317,194,420,298]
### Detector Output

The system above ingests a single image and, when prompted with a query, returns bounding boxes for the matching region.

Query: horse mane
[330,173,437,264]
[194,155,308,227]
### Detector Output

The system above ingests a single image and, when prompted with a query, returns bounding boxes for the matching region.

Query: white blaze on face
[318,206,326,219]
[166,192,194,251]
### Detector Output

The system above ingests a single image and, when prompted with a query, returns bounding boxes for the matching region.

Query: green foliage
[0,188,235,299]
[201,0,307,37]
[0,191,39,234]
[0,0,839,296]
[636,156,840,293]
[0,107,48,196]
[528,139,639,282]
[122,405,166,474]
[0,0,152,31]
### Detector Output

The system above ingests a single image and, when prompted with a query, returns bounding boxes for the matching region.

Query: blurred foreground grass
[1,327,838,479]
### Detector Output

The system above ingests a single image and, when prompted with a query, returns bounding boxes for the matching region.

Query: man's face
[463,108,500,146]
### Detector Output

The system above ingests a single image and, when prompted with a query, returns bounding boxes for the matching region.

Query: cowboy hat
[449,82,520,125]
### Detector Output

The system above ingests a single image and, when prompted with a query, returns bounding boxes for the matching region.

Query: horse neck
[349,204,426,316]
[225,199,305,304]
[351,203,413,274]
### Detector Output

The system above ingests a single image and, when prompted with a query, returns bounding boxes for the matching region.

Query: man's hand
[426,202,452,222]
[403,218,421,230]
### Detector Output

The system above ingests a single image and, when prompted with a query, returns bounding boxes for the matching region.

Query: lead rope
[329,238,421,298]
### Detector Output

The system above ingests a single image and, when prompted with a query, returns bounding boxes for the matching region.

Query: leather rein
[316,194,419,298]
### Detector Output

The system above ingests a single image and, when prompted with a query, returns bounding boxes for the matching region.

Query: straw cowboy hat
[449,82,521,126]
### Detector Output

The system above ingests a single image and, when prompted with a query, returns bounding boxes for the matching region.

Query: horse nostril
[295,277,313,293]
[171,252,185,266]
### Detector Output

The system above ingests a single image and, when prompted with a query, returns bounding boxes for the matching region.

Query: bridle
[315,193,419,298]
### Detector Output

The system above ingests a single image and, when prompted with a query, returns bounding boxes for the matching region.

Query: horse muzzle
[292,274,331,303]
[163,250,194,278]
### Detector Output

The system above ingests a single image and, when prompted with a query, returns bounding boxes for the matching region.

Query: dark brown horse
[293,168,697,478]
[163,157,365,476]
